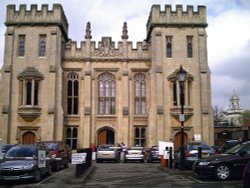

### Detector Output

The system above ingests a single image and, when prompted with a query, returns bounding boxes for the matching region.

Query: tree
[242,110,250,125]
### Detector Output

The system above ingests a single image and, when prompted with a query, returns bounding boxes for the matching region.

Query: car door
[233,144,250,176]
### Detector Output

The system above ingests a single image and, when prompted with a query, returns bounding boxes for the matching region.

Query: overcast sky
[0,0,250,111]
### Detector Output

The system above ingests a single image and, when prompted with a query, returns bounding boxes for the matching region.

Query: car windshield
[187,144,211,151]
[225,142,246,154]
[5,145,37,157]
[2,145,13,153]
[45,143,58,151]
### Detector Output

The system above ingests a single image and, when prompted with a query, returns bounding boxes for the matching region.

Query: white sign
[72,153,87,164]
[38,150,46,168]
[158,141,174,155]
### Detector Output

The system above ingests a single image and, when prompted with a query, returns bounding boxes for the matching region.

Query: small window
[134,127,146,147]
[39,35,46,57]
[187,36,193,58]
[18,35,25,56]
[66,127,78,150]
[166,36,172,58]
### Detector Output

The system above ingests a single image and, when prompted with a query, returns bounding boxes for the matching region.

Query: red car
[39,141,71,171]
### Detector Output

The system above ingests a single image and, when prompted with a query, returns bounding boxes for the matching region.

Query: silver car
[96,145,119,163]
[124,146,145,163]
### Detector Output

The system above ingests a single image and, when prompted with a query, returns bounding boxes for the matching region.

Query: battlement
[64,37,150,61]
[146,4,207,38]
[5,4,68,36]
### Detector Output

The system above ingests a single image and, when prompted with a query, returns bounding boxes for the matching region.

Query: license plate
[202,153,209,157]
[4,176,20,180]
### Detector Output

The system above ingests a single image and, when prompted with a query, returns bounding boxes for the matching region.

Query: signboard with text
[71,153,87,164]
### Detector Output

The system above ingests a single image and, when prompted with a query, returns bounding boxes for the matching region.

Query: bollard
[75,148,92,178]
[165,147,169,167]
[198,146,202,159]
[169,147,173,169]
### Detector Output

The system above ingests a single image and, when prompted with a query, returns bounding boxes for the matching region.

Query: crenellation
[147,4,207,38]
[64,38,150,60]
[5,4,68,37]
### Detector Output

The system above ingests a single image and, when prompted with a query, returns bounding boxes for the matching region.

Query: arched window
[67,72,79,115]
[166,36,172,58]
[134,73,146,115]
[18,35,25,56]
[39,35,46,57]
[187,36,193,58]
[98,73,116,115]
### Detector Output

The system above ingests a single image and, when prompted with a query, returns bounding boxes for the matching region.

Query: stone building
[0,4,214,149]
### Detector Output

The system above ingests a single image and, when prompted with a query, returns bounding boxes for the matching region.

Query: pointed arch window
[187,36,193,58]
[39,35,46,57]
[98,73,116,115]
[166,36,172,58]
[67,73,79,115]
[18,35,25,57]
[134,73,146,115]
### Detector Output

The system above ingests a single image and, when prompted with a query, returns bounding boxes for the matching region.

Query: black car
[193,141,250,181]
[243,160,250,188]
[146,146,161,163]
[0,144,52,182]
[221,140,240,153]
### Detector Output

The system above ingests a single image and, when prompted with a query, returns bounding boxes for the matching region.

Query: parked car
[0,144,52,182]
[0,144,14,161]
[145,146,161,163]
[193,141,250,181]
[243,160,250,188]
[96,144,119,163]
[220,140,240,153]
[39,141,71,171]
[175,142,215,169]
[124,146,145,163]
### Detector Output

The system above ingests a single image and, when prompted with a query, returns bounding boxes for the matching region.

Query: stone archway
[98,128,115,145]
[174,132,188,150]
[22,131,37,144]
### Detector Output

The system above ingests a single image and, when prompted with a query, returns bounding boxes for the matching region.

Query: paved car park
[0,162,244,188]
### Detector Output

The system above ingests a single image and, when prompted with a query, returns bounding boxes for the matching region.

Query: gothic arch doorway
[98,128,114,145]
[174,132,188,150]
[22,131,37,144]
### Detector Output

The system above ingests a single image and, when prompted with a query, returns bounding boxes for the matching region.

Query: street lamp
[177,65,186,171]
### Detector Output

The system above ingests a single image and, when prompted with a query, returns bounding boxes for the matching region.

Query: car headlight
[22,163,35,170]
[198,161,210,166]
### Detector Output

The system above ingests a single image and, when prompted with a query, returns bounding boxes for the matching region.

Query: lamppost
[177,65,186,171]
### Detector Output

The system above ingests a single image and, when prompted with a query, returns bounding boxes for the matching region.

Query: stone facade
[0,4,214,149]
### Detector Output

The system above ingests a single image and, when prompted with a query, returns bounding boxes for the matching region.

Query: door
[22,131,37,144]
[98,129,114,145]
[174,132,188,150]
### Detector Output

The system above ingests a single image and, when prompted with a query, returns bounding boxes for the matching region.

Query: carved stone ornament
[92,37,123,57]
[121,22,128,40]
[17,106,42,121]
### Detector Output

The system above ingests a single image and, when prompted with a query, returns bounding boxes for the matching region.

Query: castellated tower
[146,5,213,145]
[0,4,213,149]
[0,4,68,143]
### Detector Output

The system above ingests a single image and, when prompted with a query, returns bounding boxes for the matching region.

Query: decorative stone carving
[17,106,42,121]
[85,107,91,115]
[92,37,123,57]
[157,106,164,114]
[170,106,193,122]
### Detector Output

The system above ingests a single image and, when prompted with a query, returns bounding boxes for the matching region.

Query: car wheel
[33,169,42,182]
[215,164,231,180]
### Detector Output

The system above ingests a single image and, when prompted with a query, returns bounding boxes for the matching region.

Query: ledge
[17,106,41,121]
